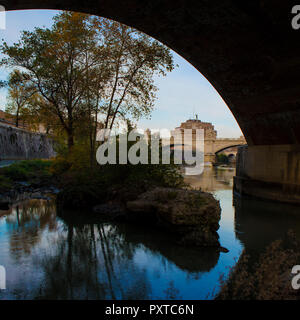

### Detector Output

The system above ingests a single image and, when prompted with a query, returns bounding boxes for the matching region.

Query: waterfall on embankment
[0,124,56,160]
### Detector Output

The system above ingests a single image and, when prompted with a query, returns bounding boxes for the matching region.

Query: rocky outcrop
[126,187,221,248]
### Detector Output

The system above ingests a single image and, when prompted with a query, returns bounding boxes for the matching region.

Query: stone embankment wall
[0,123,56,160]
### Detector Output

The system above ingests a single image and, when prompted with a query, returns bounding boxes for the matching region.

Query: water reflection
[1,167,298,299]
[0,197,222,299]
[185,167,235,191]
[234,195,300,257]
[3,200,57,260]
[36,223,152,299]
[116,223,220,273]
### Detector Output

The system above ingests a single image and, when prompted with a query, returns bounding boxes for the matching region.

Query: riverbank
[0,160,20,168]
[0,167,237,299]
[2,167,300,299]
[217,231,300,300]
[0,160,57,208]
[0,159,223,249]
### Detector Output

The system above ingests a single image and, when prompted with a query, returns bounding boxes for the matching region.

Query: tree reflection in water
[4,199,57,260]
[34,222,153,299]
[0,194,220,300]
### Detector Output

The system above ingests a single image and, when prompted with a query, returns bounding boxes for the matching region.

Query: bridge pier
[234,145,300,204]
[204,154,216,165]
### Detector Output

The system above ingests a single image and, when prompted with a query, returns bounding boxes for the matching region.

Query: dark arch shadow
[3,1,300,146]
[215,144,246,155]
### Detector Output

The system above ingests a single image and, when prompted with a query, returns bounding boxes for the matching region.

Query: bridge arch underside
[215,145,245,155]
[4,0,300,203]
[212,144,245,165]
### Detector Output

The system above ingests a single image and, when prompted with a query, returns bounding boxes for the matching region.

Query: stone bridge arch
[214,143,247,165]
[215,144,246,155]
[3,1,300,146]
[204,137,246,164]
[2,1,300,202]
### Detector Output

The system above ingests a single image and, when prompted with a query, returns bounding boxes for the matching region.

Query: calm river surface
[1,167,300,300]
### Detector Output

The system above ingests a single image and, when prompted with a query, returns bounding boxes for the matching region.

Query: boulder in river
[93,202,126,220]
[126,187,221,248]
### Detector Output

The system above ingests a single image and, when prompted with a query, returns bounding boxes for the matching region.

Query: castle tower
[175,119,217,140]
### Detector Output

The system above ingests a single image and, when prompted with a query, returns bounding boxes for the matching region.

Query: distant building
[171,119,246,165]
[174,119,217,140]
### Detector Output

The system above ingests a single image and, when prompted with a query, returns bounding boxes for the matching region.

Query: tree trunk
[67,109,74,151]
[67,128,74,151]
[16,107,19,128]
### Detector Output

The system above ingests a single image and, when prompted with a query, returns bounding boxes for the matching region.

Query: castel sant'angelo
[173,118,246,164]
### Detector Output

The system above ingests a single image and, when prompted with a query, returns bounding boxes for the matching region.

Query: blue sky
[0,10,242,138]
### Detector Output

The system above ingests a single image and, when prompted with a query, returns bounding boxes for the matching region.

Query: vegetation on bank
[55,161,185,209]
[0,12,206,213]
[40,127,182,207]
[0,153,184,208]
[0,160,53,192]
[217,231,300,300]
[0,11,184,207]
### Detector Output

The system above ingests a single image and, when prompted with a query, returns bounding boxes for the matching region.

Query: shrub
[51,137,186,209]
[50,158,72,176]
[0,175,13,192]
[0,160,53,184]
[55,161,185,209]
[56,168,107,209]
[217,231,300,300]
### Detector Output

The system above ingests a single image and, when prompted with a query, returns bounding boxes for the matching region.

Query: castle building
[175,119,217,140]
[171,118,246,165]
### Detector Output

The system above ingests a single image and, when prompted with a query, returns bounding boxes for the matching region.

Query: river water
[1,167,300,300]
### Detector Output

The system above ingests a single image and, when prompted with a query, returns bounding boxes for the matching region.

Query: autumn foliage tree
[5,70,35,127]
[1,13,96,149]
[1,11,175,162]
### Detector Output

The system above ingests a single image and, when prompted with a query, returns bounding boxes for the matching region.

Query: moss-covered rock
[126,187,221,248]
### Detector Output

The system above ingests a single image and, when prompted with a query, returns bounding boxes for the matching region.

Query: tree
[96,18,175,130]
[1,12,175,158]
[1,12,96,149]
[21,94,65,134]
[82,17,175,165]
[5,70,35,127]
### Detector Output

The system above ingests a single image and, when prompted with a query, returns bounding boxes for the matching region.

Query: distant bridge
[205,137,247,164]
[169,136,247,165]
